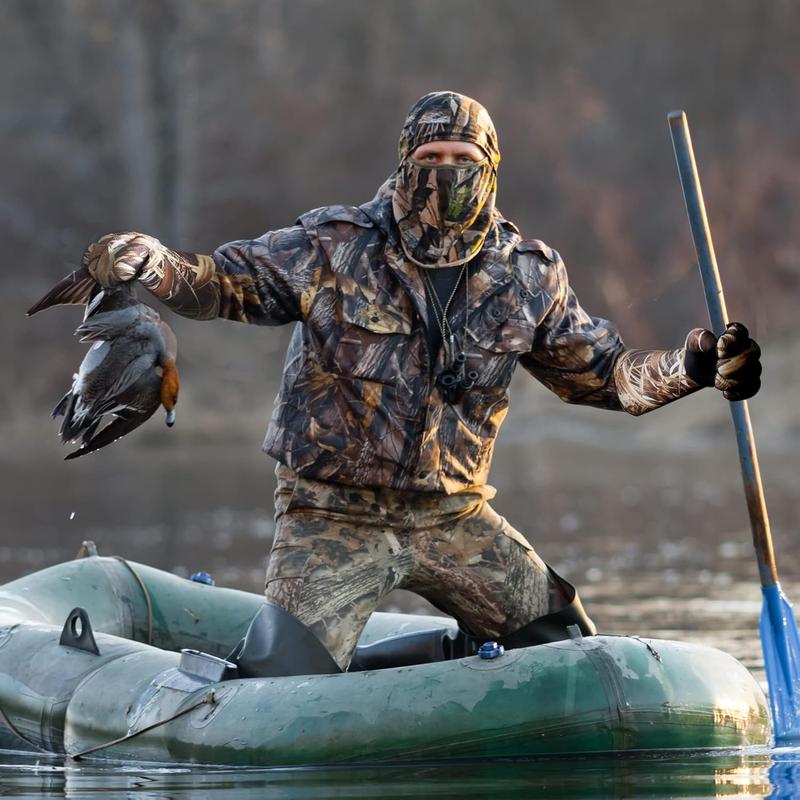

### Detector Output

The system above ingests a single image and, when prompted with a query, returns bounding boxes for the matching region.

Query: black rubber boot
[227,602,342,678]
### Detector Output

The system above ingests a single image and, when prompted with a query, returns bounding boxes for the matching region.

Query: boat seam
[0,702,52,754]
[111,556,154,646]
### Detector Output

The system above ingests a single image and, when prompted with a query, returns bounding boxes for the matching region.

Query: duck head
[158,321,179,427]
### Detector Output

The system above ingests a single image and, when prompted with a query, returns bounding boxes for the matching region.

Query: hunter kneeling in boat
[82,92,762,676]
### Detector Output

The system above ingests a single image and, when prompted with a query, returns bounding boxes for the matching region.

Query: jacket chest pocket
[334,294,415,385]
[467,305,537,389]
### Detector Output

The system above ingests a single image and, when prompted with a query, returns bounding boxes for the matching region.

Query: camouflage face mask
[392,92,501,268]
[393,156,497,268]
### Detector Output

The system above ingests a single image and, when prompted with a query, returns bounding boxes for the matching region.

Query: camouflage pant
[265,464,570,670]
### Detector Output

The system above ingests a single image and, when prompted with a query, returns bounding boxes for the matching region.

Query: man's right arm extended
[84,226,325,325]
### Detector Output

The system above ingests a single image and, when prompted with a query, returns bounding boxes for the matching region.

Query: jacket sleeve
[519,251,704,415]
[138,225,326,324]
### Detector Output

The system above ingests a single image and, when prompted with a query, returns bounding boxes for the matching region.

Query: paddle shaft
[668,110,778,589]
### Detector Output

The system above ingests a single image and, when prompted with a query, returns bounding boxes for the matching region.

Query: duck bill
[165,408,176,427]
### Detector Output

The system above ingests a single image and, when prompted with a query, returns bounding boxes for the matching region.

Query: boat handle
[59,607,100,656]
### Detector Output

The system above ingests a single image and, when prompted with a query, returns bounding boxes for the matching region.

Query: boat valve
[478,641,504,660]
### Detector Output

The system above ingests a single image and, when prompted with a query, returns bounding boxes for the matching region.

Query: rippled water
[3,748,800,798]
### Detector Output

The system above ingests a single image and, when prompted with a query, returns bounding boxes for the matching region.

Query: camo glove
[684,322,762,400]
[83,232,223,320]
[83,232,161,287]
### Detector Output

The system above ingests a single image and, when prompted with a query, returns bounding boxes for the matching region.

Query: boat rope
[111,556,154,645]
[0,703,52,754]
[70,690,216,761]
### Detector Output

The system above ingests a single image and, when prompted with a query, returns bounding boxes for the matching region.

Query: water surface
[3,748,800,799]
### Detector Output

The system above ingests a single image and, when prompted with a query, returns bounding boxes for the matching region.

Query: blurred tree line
[3,0,799,441]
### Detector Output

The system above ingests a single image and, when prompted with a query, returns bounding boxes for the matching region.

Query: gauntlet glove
[83,232,221,319]
[684,323,762,400]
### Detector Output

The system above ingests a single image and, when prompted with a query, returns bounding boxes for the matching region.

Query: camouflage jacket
[140,179,701,493]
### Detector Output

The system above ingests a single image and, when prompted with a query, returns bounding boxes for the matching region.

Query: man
[83,91,761,675]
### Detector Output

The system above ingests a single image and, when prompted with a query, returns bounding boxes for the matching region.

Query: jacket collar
[360,177,522,328]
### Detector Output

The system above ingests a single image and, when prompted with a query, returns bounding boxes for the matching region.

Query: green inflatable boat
[0,550,770,765]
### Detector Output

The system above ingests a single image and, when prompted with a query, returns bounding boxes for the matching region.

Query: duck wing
[55,340,114,442]
[27,267,95,316]
[98,359,157,418]
[64,371,161,459]
[64,404,159,460]
[28,268,142,318]
[56,340,154,443]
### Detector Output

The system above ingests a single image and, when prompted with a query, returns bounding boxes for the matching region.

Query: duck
[27,267,179,459]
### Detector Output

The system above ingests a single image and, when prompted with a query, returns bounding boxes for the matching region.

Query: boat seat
[348,591,598,671]
[348,626,475,671]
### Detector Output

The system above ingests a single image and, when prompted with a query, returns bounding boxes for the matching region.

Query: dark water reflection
[3,748,800,799]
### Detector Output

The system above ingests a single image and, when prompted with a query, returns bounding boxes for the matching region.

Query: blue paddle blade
[761,583,800,743]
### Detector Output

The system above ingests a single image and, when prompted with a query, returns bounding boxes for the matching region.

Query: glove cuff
[683,328,717,387]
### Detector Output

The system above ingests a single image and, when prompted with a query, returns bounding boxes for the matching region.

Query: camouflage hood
[392,92,501,268]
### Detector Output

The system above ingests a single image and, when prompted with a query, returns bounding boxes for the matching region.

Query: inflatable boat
[0,548,770,765]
